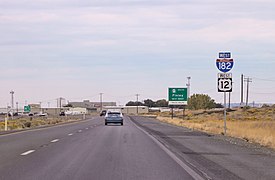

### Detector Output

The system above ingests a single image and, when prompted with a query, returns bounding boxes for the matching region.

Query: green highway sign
[168,87,188,105]
[24,105,31,112]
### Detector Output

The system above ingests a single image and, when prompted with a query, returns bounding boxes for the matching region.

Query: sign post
[4,116,8,131]
[216,51,234,135]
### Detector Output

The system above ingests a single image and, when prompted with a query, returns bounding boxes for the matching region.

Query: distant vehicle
[28,113,34,116]
[65,111,82,115]
[8,112,16,117]
[59,112,66,116]
[38,112,48,117]
[105,111,123,126]
[100,110,107,116]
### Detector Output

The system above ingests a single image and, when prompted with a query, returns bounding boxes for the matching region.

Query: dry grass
[156,107,275,149]
[0,115,85,131]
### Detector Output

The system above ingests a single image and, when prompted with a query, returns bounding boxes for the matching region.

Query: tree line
[126,94,223,110]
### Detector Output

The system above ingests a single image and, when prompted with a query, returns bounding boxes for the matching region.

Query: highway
[0,116,274,180]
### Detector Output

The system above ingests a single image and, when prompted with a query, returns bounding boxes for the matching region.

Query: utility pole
[100,93,103,111]
[39,102,42,112]
[10,90,14,110]
[48,102,50,108]
[10,90,14,119]
[135,94,140,115]
[245,77,252,107]
[57,97,64,113]
[187,77,191,97]
[16,102,19,113]
[240,74,244,106]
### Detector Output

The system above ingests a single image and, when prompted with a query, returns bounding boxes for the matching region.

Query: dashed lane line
[21,150,35,156]
[51,139,59,143]
[68,133,73,136]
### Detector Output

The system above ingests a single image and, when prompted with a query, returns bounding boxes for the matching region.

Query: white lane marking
[21,150,35,156]
[0,118,93,137]
[78,130,82,133]
[68,133,73,136]
[51,139,59,143]
[130,119,205,180]
[85,128,89,130]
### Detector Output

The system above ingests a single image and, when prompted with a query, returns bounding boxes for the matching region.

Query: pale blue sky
[1,0,275,107]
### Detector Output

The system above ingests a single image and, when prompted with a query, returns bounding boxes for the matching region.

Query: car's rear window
[108,112,121,115]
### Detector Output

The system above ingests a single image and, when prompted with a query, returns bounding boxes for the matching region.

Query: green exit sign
[24,105,31,112]
[168,88,188,105]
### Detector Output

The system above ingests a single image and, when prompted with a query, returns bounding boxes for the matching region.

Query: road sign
[218,73,232,92]
[24,105,31,112]
[219,52,231,59]
[216,59,234,73]
[168,88,188,105]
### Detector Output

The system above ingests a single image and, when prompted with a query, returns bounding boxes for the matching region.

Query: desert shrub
[23,122,31,128]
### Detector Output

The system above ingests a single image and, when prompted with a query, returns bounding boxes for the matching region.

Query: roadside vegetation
[139,94,275,149]
[0,115,86,131]
[155,106,275,149]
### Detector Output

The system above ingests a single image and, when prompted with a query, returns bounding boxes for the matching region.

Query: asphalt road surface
[0,116,274,180]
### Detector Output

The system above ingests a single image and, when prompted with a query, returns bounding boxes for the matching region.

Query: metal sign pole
[172,107,174,119]
[5,113,8,131]
[224,92,227,135]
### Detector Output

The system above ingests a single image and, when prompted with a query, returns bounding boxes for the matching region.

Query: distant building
[41,107,69,115]
[29,104,41,113]
[104,106,149,115]
[0,108,8,114]
[67,100,116,112]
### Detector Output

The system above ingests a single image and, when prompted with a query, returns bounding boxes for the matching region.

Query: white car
[105,111,123,126]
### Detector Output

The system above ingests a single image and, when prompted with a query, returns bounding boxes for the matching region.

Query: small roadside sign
[218,73,232,92]
[24,105,31,112]
[168,88,188,105]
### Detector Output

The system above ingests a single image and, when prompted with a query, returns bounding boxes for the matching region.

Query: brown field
[156,107,275,149]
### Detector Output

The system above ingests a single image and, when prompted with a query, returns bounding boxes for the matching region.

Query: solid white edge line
[21,150,35,156]
[129,118,205,180]
[51,139,59,143]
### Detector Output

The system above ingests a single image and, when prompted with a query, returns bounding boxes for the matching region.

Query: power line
[250,76,275,82]
[250,91,275,94]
